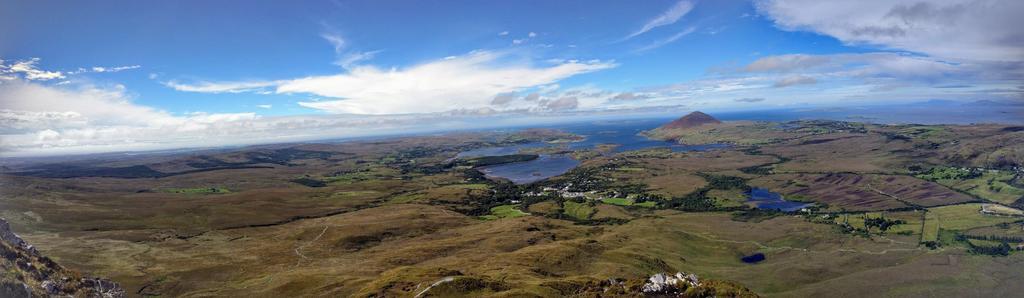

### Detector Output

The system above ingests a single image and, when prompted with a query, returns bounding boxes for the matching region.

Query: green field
[922,203,1023,242]
[932,170,1024,205]
[833,211,923,235]
[563,201,595,220]
[921,211,940,242]
[602,197,656,208]
[479,204,529,220]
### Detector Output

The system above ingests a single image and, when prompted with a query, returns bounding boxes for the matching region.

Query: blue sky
[1,0,1022,156]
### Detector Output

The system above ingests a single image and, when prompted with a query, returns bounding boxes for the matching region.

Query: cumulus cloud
[282,51,615,114]
[773,75,817,87]
[627,1,695,39]
[3,77,608,156]
[756,0,1024,62]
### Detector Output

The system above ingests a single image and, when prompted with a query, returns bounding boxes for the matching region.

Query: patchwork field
[3,119,1023,297]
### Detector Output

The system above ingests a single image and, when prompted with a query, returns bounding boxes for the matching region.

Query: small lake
[746,188,811,212]
[741,253,765,264]
[477,154,580,184]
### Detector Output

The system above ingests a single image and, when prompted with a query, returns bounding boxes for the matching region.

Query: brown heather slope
[1,219,125,297]
[660,111,722,130]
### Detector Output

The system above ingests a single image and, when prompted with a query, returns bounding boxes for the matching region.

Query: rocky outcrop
[0,218,126,298]
[639,272,759,297]
[642,272,701,294]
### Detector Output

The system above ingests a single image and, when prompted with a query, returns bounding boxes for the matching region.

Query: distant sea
[710,100,1024,125]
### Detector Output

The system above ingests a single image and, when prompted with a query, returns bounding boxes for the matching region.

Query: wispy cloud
[734,97,766,102]
[626,1,694,39]
[335,50,383,69]
[320,33,346,54]
[320,31,380,68]
[69,65,141,74]
[163,80,276,94]
[773,75,817,87]
[635,26,696,52]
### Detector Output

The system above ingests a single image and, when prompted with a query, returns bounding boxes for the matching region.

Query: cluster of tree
[612,183,649,199]
[289,177,327,187]
[739,165,773,175]
[968,241,1013,256]
[863,216,906,232]
[915,166,982,181]
[701,174,752,191]
[663,189,717,212]
[663,174,753,212]
[957,234,1024,243]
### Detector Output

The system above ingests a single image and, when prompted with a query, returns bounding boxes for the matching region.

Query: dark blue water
[455,143,547,159]
[741,253,766,264]
[560,119,730,153]
[747,188,811,212]
[477,155,580,184]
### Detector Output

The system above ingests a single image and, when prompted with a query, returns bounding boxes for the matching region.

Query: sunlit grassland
[563,201,595,220]
[479,204,529,220]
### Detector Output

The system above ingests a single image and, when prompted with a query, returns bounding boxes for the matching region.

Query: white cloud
[163,80,276,94]
[280,51,615,114]
[627,1,695,39]
[499,31,509,36]
[0,58,64,81]
[257,104,272,109]
[1,77,650,157]
[756,0,1024,62]
[528,32,537,38]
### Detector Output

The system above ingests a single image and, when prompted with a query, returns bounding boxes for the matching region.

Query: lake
[746,188,812,212]
[458,119,729,184]
[477,155,580,184]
